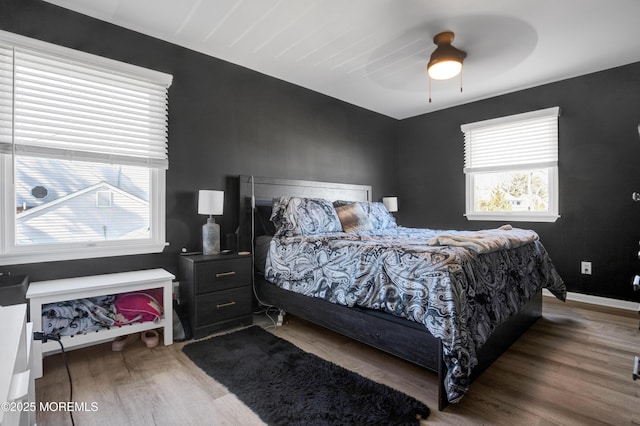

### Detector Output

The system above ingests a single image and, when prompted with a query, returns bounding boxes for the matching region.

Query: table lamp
[382,196,398,213]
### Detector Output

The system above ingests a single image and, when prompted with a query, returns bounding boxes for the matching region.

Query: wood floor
[35,297,640,425]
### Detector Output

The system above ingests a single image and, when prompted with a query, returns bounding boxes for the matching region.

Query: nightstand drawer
[194,258,251,293]
[196,286,252,325]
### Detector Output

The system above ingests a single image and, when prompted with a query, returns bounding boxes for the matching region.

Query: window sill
[0,242,167,266]
[465,213,560,223]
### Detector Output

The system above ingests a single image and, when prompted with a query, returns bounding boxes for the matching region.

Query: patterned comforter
[264,226,566,403]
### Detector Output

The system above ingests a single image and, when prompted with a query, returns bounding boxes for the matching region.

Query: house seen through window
[15,157,149,245]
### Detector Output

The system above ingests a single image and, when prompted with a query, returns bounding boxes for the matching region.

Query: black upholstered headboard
[237,175,372,251]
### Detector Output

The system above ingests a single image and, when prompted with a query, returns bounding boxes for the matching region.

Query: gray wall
[3,0,639,303]
[0,0,398,281]
[398,62,640,301]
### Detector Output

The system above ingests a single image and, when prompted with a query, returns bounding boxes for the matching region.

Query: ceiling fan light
[428,60,463,80]
[427,31,466,80]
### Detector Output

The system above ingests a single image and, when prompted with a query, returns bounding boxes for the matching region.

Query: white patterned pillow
[271,197,342,237]
[361,201,397,230]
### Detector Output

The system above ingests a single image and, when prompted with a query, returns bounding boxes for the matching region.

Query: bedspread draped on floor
[265,226,566,403]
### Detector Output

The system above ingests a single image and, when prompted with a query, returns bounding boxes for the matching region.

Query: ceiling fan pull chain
[460,69,463,93]
[428,77,432,103]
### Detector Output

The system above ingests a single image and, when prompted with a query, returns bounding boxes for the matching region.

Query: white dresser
[0,304,35,426]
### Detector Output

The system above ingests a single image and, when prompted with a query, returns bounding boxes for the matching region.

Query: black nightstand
[178,253,252,339]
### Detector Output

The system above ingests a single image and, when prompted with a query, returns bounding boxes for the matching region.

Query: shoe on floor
[141,329,159,348]
[112,333,140,351]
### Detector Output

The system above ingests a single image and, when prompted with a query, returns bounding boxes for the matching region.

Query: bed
[238,175,566,410]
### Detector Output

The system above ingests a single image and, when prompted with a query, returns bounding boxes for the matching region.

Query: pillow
[335,202,373,233]
[270,197,287,234]
[361,201,397,230]
[271,197,342,237]
[114,288,163,325]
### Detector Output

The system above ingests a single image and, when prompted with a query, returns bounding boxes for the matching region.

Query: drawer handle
[216,271,236,278]
[216,301,236,309]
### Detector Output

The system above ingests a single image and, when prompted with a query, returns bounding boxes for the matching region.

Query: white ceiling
[44,0,640,119]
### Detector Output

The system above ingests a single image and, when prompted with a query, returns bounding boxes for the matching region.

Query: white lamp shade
[198,190,224,215]
[382,197,398,213]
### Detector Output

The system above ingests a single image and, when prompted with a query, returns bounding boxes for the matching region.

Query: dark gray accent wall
[398,62,640,301]
[0,0,398,281]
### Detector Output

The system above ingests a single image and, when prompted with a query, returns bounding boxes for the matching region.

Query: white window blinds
[0,35,172,169]
[461,107,560,173]
[0,44,12,155]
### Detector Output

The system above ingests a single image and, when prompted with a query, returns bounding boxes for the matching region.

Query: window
[461,107,560,222]
[0,30,172,265]
[96,190,113,208]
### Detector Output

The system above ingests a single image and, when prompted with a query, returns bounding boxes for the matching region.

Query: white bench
[27,269,174,379]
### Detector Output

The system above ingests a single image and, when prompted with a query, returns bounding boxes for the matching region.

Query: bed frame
[238,175,542,411]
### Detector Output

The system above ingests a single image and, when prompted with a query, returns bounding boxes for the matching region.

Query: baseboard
[543,289,639,312]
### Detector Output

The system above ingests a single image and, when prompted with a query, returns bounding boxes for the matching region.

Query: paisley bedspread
[264,226,566,403]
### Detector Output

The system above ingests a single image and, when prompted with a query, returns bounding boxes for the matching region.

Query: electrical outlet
[581,261,592,275]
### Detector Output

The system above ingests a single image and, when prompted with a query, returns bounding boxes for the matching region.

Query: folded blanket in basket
[427,225,539,254]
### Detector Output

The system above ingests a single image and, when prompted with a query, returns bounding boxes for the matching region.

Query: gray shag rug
[182,326,429,426]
